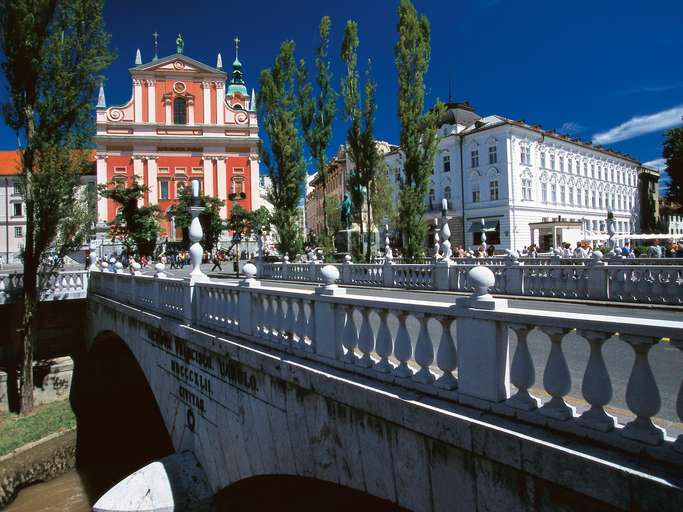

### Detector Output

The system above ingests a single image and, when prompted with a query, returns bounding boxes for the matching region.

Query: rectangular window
[11,182,21,195]
[541,182,548,203]
[443,155,451,173]
[471,150,479,167]
[175,167,186,175]
[114,166,126,174]
[591,191,596,208]
[568,160,572,173]
[488,146,497,165]
[591,164,595,178]
[232,167,245,174]
[520,146,530,165]
[472,182,480,202]
[522,179,532,200]
[559,156,564,172]
[231,179,245,195]
[175,180,187,197]
[540,152,546,168]
[584,189,588,206]
[12,203,22,217]
[551,184,557,203]
[490,179,499,200]
[158,167,169,174]
[159,180,169,200]
[569,186,574,205]
[550,154,556,170]
[192,167,203,174]
[14,226,22,238]
[560,185,566,203]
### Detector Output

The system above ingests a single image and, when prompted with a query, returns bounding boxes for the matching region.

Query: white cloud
[592,104,683,145]
[560,121,583,134]
[643,158,667,170]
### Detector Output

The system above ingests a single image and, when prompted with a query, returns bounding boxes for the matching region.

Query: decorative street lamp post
[188,180,208,283]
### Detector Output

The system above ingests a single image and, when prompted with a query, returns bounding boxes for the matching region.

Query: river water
[4,469,91,511]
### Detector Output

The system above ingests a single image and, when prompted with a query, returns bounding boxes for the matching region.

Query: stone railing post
[238,263,259,336]
[182,280,195,324]
[433,260,450,291]
[455,266,510,402]
[282,255,290,280]
[152,263,165,311]
[587,252,609,300]
[341,254,352,284]
[314,265,345,359]
[310,259,319,282]
[382,255,394,288]
[504,255,523,295]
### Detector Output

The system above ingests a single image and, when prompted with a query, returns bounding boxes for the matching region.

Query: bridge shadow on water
[215,475,408,511]
[69,331,175,505]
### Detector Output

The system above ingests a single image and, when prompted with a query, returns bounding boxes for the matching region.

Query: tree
[0,0,114,414]
[341,20,382,262]
[299,16,336,245]
[172,186,226,252]
[259,41,306,259]
[663,127,683,202]
[394,0,444,261]
[228,205,271,242]
[370,159,398,231]
[98,180,162,257]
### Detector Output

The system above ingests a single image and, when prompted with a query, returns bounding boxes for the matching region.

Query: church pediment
[132,54,226,77]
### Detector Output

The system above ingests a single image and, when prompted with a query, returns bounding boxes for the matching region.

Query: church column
[133,155,144,207]
[164,97,172,125]
[202,81,211,124]
[216,157,228,219]
[249,152,260,209]
[215,81,225,125]
[96,155,108,223]
[202,156,214,197]
[146,80,156,123]
[187,97,195,125]
[147,156,158,205]
[133,79,143,122]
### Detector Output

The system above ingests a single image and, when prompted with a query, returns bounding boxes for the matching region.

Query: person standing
[233,251,240,278]
[647,239,662,258]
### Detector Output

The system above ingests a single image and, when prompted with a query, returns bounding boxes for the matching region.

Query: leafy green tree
[98,180,162,257]
[259,41,306,259]
[0,0,114,414]
[663,127,683,202]
[341,20,381,262]
[370,159,398,230]
[228,204,272,242]
[395,0,444,261]
[299,16,336,245]
[172,186,225,252]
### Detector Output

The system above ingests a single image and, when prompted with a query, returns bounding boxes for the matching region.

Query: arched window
[173,97,187,125]
[444,186,451,201]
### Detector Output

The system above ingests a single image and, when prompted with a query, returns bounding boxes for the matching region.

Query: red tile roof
[0,149,96,176]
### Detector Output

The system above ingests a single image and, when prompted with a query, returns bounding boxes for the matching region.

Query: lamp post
[188,180,208,283]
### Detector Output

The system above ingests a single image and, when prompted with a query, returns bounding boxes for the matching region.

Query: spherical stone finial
[100,261,109,272]
[467,265,495,298]
[592,251,603,262]
[283,255,290,263]
[344,254,352,263]
[131,261,141,272]
[243,262,257,279]
[321,264,339,286]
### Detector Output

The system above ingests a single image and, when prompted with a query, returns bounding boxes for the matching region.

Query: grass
[0,399,76,457]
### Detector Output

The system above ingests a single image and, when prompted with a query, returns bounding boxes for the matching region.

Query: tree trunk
[321,176,328,238]
[365,189,373,263]
[20,283,38,415]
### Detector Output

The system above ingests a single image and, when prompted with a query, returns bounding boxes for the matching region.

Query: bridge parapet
[0,270,89,304]
[258,258,683,304]
[89,267,683,468]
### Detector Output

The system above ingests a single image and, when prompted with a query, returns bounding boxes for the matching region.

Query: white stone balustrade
[258,259,683,304]
[89,266,683,465]
[0,270,89,303]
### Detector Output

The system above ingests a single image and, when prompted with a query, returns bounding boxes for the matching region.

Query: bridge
[80,262,682,511]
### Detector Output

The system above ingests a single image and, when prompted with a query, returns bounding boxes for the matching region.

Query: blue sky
[1,0,681,188]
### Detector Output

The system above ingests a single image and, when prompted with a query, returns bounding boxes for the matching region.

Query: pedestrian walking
[211,251,223,272]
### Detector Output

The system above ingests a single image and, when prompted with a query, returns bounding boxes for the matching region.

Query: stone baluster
[0,276,6,304]
[279,297,290,342]
[305,299,316,351]
[673,339,683,453]
[287,297,298,342]
[434,316,457,390]
[259,295,270,338]
[342,306,358,363]
[231,290,240,328]
[393,312,413,378]
[374,310,393,373]
[413,313,435,384]
[577,330,616,431]
[269,296,280,342]
[620,335,664,445]
[252,294,263,335]
[539,327,575,420]
[507,324,540,411]
[356,307,375,367]
[295,298,307,345]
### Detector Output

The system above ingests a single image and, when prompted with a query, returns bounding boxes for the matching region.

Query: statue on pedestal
[340,193,352,230]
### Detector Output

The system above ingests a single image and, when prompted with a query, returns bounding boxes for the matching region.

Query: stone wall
[0,357,73,412]
[0,429,77,508]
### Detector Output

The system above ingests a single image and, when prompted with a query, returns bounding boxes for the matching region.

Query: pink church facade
[94,37,260,241]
